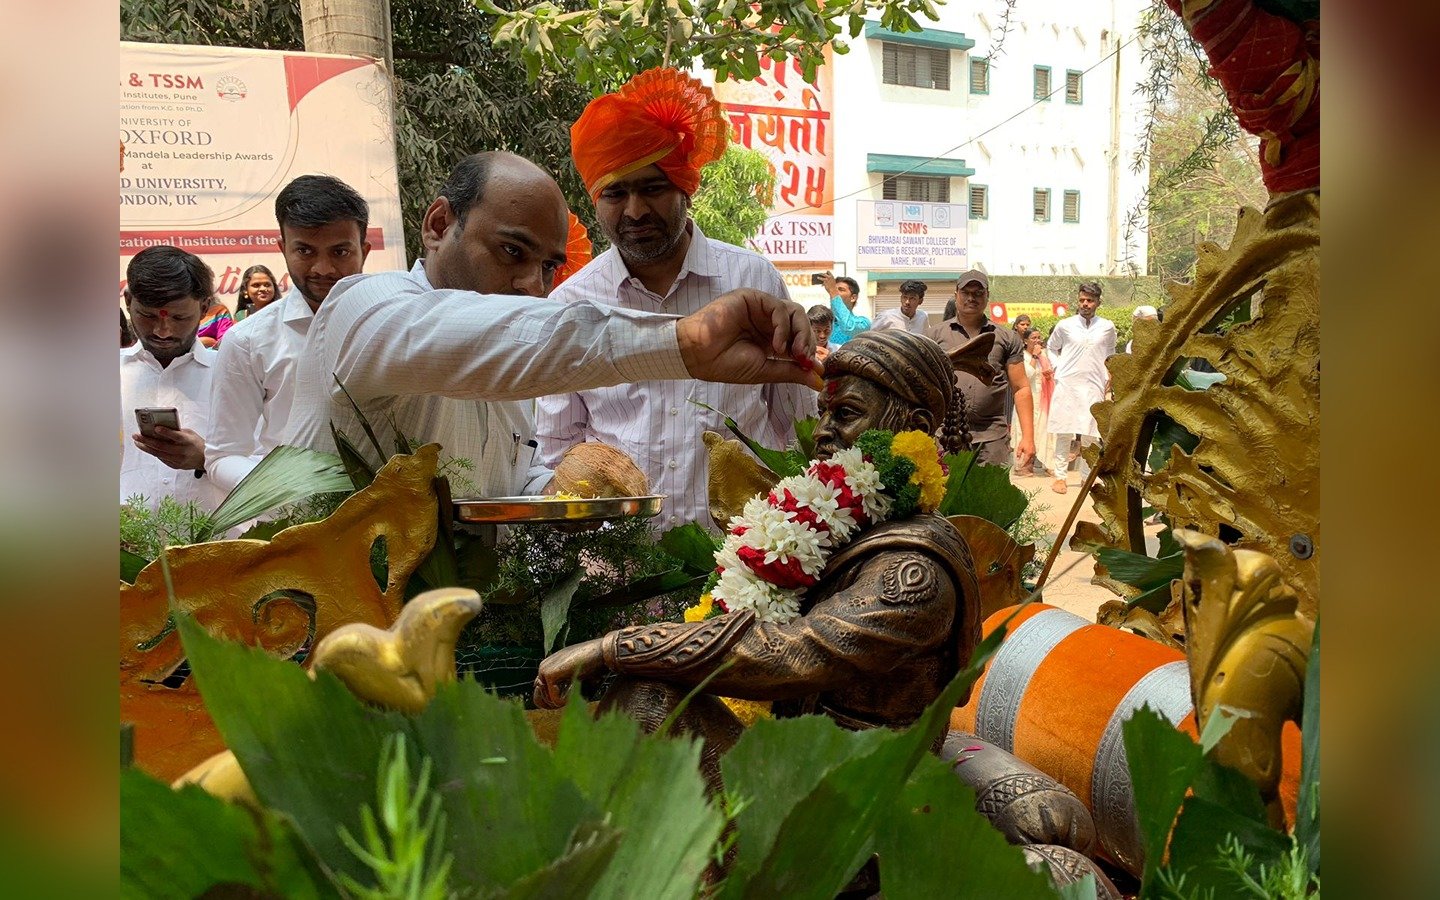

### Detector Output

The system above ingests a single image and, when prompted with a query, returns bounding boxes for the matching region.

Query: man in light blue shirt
[820,271,870,348]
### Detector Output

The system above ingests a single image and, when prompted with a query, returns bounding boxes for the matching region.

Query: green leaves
[120,770,334,900]
[693,146,776,247]
[1297,615,1320,878]
[1096,547,1184,591]
[120,549,147,584]
[482,0,943,94]
[552,698,723,899]
[658,521,722,574]
[128,595,1054,897]
[540,569,584,653]
[878,754,1057,899]
[203,445,354,540]
[937,451,1029,528]
[178,613,407,884]
[1123,705,1298,898]
[718,622,1010,897]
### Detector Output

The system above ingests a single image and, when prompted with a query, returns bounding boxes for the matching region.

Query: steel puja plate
[452,495,665,524]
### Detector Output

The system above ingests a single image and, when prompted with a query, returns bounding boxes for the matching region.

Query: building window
[883,43,951,91]
[1033,65,1052,100]
[883,175,951,203]
[969,57,989,94]
[1066,70,1083,104]
[1063,189,1080,223]
[1033,188,1051,222]
[969,184,988,219]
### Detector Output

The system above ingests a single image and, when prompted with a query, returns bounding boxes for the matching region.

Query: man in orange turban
[538,69,815,530]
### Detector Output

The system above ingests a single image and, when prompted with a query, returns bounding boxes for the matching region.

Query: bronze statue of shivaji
[534,330,982,774]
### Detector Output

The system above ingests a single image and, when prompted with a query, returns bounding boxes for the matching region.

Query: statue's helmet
[824,330,967,455]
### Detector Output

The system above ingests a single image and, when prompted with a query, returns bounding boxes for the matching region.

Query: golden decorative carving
[1089,192,1319,619]
[702,430,780,530]
[1095,593,1186,651]
[946,514,1034,619]
[1177,529,1312,826]
[122,447,442,781]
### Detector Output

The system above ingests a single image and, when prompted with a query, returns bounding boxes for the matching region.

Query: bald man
[288,151,575,495]
[287,152,820,498]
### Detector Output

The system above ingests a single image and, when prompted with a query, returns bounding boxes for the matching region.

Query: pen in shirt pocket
[511,432,539,467]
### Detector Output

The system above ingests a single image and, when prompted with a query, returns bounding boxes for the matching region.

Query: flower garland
[685,429,948,626]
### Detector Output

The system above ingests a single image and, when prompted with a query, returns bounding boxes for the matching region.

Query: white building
[722,0,1152,318]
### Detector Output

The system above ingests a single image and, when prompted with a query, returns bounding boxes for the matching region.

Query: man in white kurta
[284,152,823,500]
[285,153,575,496]
[1046,281,1117,493]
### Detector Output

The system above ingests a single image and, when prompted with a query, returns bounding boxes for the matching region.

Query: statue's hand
[533,639,607,709]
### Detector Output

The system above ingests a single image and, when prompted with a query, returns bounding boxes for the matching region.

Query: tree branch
[395,49,455,64]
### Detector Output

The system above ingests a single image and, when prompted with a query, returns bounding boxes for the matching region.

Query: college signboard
[119,42,406,303]
[855,199,969,271]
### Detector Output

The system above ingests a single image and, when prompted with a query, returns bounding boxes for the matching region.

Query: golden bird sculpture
[174,588,484,803]
[310,587,485,714]
[1176,529,1313,827]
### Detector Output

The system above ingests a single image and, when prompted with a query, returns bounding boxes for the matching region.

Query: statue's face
[815,374,922,459]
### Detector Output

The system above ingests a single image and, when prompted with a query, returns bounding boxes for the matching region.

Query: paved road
[1008,463,1161,622]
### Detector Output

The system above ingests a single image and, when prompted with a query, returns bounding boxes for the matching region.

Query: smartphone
[810,273,827,285]
[136,407,180,438]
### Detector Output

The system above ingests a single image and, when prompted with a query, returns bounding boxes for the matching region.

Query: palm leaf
[202,446,354,540]
[333,375,386,460]
[330,425,377,491]
[688,398,806,478]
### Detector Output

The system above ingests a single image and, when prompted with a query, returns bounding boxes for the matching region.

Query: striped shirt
[535,223,814,530]
[286,260,689,497]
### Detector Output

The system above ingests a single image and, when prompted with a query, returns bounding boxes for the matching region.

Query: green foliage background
[691,145,777,249]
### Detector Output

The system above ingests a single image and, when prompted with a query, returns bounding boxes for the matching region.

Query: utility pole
[299,0,394,74]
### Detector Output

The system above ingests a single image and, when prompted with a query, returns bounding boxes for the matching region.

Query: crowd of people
[121,69,821,531]
[121,66,1153,529]
[813,272,1159,494]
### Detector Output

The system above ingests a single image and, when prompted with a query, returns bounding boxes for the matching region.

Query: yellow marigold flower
[683,593,715,622]
[890,430,947,512]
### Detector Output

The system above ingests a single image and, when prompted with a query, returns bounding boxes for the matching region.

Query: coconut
[551,442,650,498]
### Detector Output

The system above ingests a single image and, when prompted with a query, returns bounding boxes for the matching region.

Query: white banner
[119,41,406,302]
[855,199,969,271]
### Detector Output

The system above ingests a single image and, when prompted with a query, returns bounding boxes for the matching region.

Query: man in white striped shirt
[536,70,814,530]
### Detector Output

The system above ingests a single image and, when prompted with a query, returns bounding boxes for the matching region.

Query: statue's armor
[601,515,980,730]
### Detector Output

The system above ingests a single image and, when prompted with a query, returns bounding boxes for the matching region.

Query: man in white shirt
[206,175,372,493]
[1047,281,1118,494]
[285,147,822,502]
[287,152,574,495]
[536,70,812,529]
[872,280,931,335]
[121,246,226,512]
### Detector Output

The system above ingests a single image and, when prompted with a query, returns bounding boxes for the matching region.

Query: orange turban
[570,68,729,198]
[552,212,593,289]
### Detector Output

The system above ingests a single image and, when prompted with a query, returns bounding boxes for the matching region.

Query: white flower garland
[711,448,892,624]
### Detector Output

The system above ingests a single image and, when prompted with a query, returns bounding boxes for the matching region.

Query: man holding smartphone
[121,245,225,513]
